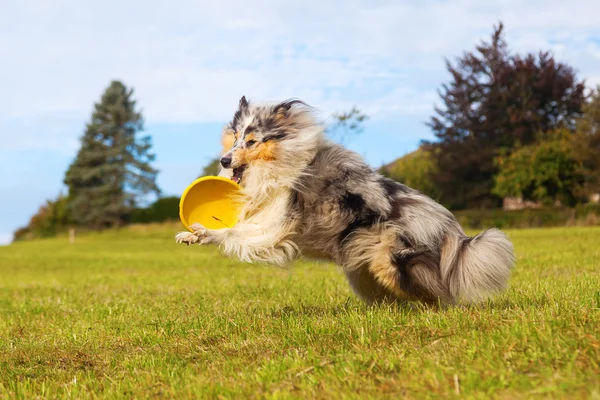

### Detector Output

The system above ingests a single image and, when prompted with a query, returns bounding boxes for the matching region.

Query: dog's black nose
[220,155,232,168]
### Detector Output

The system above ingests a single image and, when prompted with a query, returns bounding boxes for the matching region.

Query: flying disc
[179,176,242,232]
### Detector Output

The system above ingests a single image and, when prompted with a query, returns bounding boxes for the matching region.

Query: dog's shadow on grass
[269,293,553,318]
[269,298,433,318]
[485,294,553,310]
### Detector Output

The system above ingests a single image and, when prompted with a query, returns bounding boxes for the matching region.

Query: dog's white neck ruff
[235,126,324,228]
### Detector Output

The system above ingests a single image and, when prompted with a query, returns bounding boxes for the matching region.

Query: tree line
[384,23,599,210]
[13,83,367,241]
[13,22,600,241]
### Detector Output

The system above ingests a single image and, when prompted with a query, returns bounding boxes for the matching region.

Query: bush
[130,197,180,224]
[454,204,600,230]
[14,195,180,242]
[201,157,221,177]
[13,194,72,242]
[493,129,582,206]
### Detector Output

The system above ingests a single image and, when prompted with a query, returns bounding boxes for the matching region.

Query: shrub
[493,129,582,206]
[130,197,180,224]
[13,194,72,242]
[454,204,600,230]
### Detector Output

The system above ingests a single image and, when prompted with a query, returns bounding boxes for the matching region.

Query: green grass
[1,223,599,399]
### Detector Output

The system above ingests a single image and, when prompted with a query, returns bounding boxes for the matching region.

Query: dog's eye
[246,140,256,147]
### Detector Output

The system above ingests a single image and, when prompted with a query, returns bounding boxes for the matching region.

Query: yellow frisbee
[179,176,242,232]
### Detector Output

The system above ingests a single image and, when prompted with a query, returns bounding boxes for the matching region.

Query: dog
[175,97,515,305]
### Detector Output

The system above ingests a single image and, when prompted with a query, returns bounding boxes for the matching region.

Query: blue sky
[1,0,599,245]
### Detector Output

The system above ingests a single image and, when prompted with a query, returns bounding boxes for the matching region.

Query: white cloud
[1,0,598,131]
[0,116,82,153]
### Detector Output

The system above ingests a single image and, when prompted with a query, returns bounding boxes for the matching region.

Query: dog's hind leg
[344,266,399,305]
[341,228,415,304]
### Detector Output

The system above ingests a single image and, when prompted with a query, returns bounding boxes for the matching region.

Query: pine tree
[64,81,160,228]
[423,23,585,209]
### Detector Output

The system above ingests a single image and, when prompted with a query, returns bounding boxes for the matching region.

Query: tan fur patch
[367,231,411,300]
[246,141,277,162]
[233,148,248,164]
[370,264,411,300]
[343,227,411,301]
[275,108,287,122]
[221,130,235,154]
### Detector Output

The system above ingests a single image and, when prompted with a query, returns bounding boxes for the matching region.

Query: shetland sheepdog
[176,97,515,305]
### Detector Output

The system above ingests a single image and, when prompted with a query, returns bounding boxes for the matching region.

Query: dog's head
[219,96,319,185]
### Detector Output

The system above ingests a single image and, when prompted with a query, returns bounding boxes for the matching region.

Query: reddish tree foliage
[424,23,585,209]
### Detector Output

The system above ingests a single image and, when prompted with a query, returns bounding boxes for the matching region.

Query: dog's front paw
[175,223,215,246]
[189,223,207,237]
[175,231,200,246]
[189,223,216,244]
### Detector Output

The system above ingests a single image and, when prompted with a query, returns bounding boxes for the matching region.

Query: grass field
[1,223,599,399]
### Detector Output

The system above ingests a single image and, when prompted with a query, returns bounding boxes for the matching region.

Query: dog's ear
[273,99,306,120]
[232,96,249,130]
[239,96,249,110]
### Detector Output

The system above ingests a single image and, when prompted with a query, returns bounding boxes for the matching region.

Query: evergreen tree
[424,23,585,209]
[64,80,160,228]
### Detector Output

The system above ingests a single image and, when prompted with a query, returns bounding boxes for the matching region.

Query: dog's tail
[440,228,515,304]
